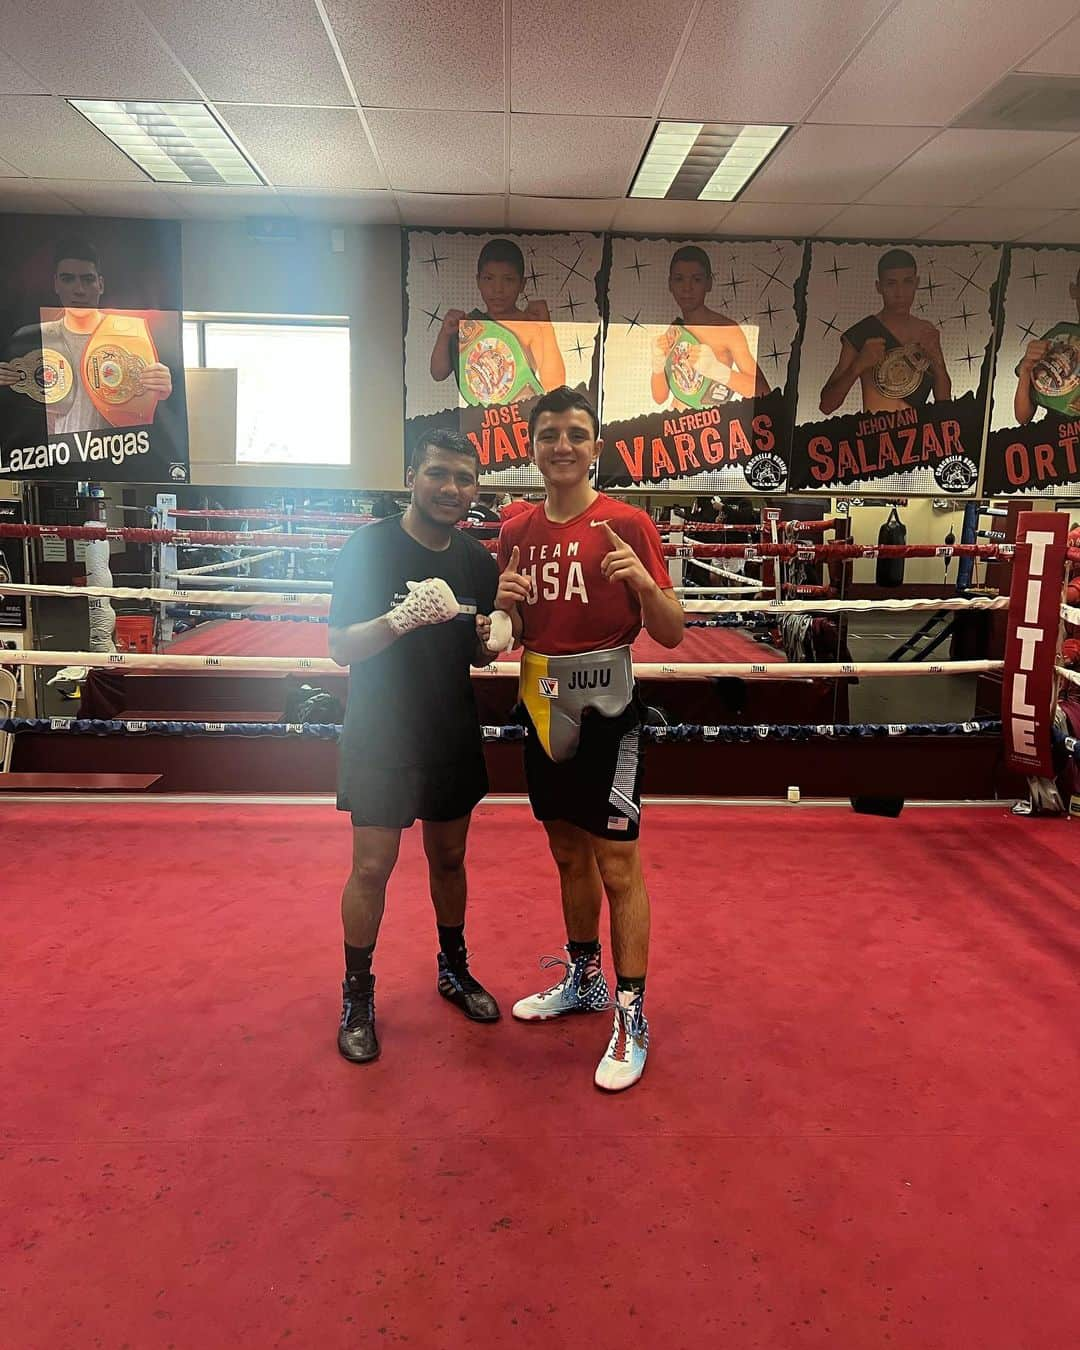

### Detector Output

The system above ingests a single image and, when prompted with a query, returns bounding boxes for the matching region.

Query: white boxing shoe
[594,990,649,1092]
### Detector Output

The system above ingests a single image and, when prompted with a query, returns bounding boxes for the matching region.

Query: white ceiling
[2,0,1080,241]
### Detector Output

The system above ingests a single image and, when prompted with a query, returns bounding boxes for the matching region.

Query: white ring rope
[161,573,332,592]
[0,581,330,608]
[676,586,772,596]
[679,557,764,587]
[0,649,1004,680]
[681,596,1011,615]
[0,580,1019,615]
[172,550,284,576]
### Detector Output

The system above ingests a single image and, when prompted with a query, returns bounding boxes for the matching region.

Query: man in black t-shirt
[328,430,503,1064]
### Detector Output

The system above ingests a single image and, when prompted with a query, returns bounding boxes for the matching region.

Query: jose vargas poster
[402,229,604,488]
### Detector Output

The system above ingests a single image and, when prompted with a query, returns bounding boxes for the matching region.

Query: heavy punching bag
[875,506,906,588]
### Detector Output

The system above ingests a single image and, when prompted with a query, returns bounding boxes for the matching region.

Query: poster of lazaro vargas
[597,236,803,492]
[0,216,188,484]
[790,241,1002,495]
[984,245,1080,497]
[403,229,604,488]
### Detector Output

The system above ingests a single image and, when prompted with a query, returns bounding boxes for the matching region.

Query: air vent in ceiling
[954,73,1080,132]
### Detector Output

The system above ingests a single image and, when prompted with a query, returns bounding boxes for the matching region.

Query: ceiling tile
[662,0,893,123]
[0,49,45,95]
[366,110,503,194]
[507,197,620,231]
[1020,14,1080,76]
[612,198,731,234]
[217,106,384,190]
[719,202,841,237]
[862,129,1076,207]
[817,203,952,239]
[976,138,1080,209]
[397,194,506,227]
[282,190,399,224]
[0,177,82,213]
[919,207,1069,242]
[322,0,503,111]
[810,0,1080,126]
[511,115,650,197]
[1015,210,1080,244]
[512,0,695,116]
[137,0,351,106]
[0,0,196,98]
[0,155,24,177]
[742,125,931,204]
[170,186,286,219]
[0,97,147,180]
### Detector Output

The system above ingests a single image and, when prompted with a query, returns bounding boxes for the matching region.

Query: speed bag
[876,508,906,588]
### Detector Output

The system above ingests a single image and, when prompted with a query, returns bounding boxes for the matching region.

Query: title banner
[790,241,1001,496]
[1001,512,1069,778]
[0,216,187,484]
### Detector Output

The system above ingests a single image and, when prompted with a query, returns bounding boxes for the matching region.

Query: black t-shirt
[329,516,498,770]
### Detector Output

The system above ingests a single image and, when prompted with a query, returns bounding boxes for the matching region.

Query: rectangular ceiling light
[69,100,263,186]
[629,121,787,201]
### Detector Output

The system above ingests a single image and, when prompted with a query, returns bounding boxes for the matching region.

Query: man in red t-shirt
[495,386,684,1091]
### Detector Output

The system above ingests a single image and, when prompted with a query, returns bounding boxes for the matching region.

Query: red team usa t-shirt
[496,493,672,656]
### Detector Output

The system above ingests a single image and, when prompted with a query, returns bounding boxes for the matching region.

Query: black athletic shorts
[338,754,488,829]
[519,697,645,841]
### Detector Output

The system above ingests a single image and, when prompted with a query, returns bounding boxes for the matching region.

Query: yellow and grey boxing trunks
[519,645,635,763]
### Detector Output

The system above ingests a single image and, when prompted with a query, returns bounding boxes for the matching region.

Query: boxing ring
[1,510,1076,804]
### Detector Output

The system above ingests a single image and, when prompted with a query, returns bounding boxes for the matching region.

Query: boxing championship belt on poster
[7,348,74,404]
[1028,322,1080,417]
[457,316,543,407]
[82,314,161,428]
[664,325,733,411]
[1001,511,1069,778]
[873,341,931,400]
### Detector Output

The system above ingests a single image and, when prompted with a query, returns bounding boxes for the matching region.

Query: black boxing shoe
[437,952,501,1022]
[338,972,380,1063]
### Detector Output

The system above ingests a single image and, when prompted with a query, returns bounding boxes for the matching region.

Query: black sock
[437,923,467,965]
[344,942,375,989]
[567,938,601,961]
[615,974,646,999]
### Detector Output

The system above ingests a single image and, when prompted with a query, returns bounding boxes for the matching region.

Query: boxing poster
[791,242,1002,495]
[0,499,27,628]
[597,236,802,491]
[0,216,187,485]
[984,246,1080,497]
[403,229,604,487]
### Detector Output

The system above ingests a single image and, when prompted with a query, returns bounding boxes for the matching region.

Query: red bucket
[114,615,154,654]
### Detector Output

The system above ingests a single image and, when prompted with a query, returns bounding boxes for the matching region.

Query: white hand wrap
[386,577,460,637]
[484,609,514,654]
[692,346,733,387]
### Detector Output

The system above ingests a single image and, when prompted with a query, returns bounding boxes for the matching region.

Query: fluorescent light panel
[69,100,262,186]
[630,121,787,201]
